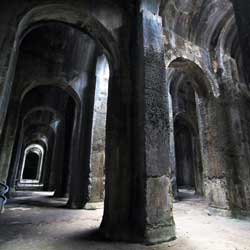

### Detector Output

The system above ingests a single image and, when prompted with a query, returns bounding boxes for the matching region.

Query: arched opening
[20,144,44,185]
[22,151,40,180]
[0,2,140,243]
[173,107,204,199]
[172,81,204,199]
[11,85,78,196]
[175,122,195,189]
[1,16,112,237]
[168,58,213,200]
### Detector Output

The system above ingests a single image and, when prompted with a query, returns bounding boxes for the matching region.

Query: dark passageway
[1,18,111,243]
[171,79,204,198]
[175,124,195,189]
[22,151,40,180]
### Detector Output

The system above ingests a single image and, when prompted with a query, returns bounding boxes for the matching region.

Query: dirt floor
[0,191,250,250]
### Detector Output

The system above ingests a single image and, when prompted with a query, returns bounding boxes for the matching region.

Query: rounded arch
[19,143,45,183]
[23,107,63,125]
[195,5,234,50]
[13,4,119,72]
[23,143,44,156]
[167,57,219,98]
[19,85,79,136]
[20,81,81,109]
[218,16,238,58]
[22,108,62,139]
[23,133,49,154]
[215,14,244,82]
[1,4,119,140]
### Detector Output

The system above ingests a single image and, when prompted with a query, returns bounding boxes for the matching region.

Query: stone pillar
[53,122,66,197]
[232,1,250,85]
[133,0,175,243]
[196,94,231,215]
[89,55,109,202]
[0,100,19,184]
[0,30,17,138]
[67,72,96,208]
[100,40,133,241]
[7,122,24,191]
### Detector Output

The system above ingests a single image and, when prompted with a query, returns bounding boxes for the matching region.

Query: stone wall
[161,0,250,216]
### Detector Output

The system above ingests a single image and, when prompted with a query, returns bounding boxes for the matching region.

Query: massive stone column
[133,0,175,243]
[0,29,16,138]
[197,95,232,215]
[100,28,133,242]
[67,72,96,208]
[0,99,19,184]
[52,123,65,197]
[232,1,250,85]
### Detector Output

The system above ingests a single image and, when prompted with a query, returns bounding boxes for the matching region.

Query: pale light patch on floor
[8,207,31,211]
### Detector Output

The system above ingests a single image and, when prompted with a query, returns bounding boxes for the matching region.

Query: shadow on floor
[1,194,106,245]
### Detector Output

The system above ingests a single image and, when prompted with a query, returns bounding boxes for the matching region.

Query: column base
[67,199,86,209]
[145,223,176,245]
[208,206,232,217]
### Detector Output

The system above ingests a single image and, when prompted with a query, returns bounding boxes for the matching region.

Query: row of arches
[0,14,112,211]
[2,27,227,240]
[0,3,135,242]
[4,21,110,203]
[167,58,211,200]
